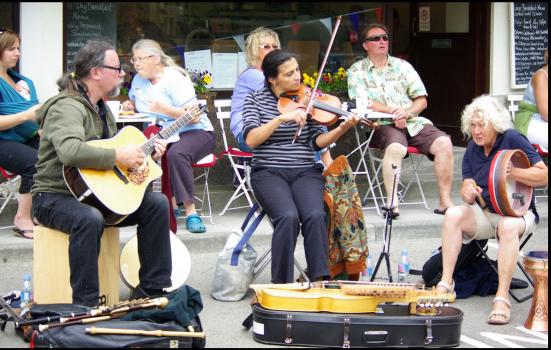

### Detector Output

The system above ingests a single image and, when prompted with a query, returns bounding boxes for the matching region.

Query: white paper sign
[184,49,213,87]
[419,7,430,32]
[238,52,248,74]
[212,53,238,88]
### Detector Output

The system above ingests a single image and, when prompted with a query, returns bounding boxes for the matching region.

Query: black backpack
[421,239,528,299]
[421,240,488,287]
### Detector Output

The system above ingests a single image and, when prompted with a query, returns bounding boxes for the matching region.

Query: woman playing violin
[242,50,359,283]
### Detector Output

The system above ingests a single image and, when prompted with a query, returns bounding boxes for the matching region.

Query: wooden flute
[85,327,206,338]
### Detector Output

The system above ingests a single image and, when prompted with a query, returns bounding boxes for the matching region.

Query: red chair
[0,167,21,229]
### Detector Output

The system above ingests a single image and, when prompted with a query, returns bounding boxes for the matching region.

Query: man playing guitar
[31,40,172,306]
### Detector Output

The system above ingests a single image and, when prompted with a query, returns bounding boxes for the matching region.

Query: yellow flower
[203,74,212,84]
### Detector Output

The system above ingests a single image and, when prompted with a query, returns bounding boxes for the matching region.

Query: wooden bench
[33,226,120,305]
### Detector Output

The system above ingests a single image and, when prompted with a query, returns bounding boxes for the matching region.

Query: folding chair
[192,153,217,224]
[364,141,430,211]
[472,232,535,303]
[215,99,254,215]
[346,124,384,215]
[244,203,310,284]
[0,167,20,230]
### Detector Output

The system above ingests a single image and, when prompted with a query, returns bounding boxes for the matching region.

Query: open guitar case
[248,303,463,348]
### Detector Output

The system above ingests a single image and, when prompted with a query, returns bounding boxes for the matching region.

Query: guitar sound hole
[127,165,150,185]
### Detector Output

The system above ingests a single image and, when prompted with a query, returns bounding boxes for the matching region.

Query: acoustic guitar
[63,104,205,225]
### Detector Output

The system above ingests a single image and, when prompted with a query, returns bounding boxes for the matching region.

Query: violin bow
[292,15,342,143]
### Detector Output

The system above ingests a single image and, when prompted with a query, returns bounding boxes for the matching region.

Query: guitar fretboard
[141,106,203,155]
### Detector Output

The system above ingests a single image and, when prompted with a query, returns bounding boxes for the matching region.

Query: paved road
[1,225,547,348]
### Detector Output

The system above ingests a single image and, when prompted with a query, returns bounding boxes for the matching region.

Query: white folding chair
[0,167,20,230]
[365,143,430,211]
[215,99,254,215]
[346,124,384,215]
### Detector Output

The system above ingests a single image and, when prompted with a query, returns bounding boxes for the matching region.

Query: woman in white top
[515,49,548,150]
[122,39,215,233]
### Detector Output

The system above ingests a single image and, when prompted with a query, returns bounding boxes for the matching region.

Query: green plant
[302,67,348,97]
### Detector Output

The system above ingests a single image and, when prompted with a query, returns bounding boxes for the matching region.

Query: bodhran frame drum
[523,250,548,332]
[120,233,191,292]
[488,149,533,217]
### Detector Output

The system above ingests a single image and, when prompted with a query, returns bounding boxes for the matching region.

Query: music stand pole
[371,164,399,282]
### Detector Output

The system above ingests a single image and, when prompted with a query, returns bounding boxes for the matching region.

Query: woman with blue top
[231,27,280,153]
[0,28,42,239]
[514,49,548,150]
[122,39,215,233]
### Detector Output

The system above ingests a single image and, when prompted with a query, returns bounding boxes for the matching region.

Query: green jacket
[31,91,117,196]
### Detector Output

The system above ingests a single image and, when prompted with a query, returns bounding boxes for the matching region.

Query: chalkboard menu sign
[64,2,117,71]
[509,2,548,88]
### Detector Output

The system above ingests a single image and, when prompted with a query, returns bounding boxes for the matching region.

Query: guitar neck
[140,111,195,155]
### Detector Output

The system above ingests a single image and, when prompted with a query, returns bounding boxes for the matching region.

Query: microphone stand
[371,164,400,282]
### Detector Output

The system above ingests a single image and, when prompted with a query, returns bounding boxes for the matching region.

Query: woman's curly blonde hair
[460,95,513,139]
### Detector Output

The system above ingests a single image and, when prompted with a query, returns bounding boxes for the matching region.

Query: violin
[278,85,352,126]
[278,86,393,129]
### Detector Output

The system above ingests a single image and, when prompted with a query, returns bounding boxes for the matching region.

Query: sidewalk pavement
[0,190,548,347]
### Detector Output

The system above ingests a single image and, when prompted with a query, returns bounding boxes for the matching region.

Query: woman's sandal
[487,296,511,325]
[186,214,206,233]
[436,280,455,296]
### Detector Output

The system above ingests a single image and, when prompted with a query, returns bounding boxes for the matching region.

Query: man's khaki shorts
[462,203,537,243]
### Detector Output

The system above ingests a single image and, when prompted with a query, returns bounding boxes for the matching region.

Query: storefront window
[116,2,385,91]
[0,3,18,33]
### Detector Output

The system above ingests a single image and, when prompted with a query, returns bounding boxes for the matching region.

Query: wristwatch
[408,111,418,119]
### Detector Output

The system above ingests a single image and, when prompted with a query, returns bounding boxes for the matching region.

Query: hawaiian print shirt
[347,54,433,136]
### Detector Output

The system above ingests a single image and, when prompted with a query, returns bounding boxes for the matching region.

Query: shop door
[409,2,489,146]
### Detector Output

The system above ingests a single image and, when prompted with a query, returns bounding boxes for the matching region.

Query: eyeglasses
[364,34,390,42]
[0,28,7,36]
[259,44,279,50]
[130,55,154,64]
[101,65,123,73]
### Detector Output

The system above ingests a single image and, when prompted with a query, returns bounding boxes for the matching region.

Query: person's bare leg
[489,218,524,321]
[184,201,197,216]
[437,206,477,293]
[14,193,35,238]
[429,136,455,211]
[382,143,407,212]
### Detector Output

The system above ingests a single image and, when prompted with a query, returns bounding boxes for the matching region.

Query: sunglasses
[259,44,279,50]
[0,27,7,36]
[101,65,123,73]
[364,34,390,42]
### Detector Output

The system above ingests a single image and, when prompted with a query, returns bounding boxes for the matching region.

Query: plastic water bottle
[361,254,374,281]
[397,249,410,283]
[20,274,33,308]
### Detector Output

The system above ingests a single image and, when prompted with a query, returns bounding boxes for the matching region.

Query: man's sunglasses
[364,34,390,42]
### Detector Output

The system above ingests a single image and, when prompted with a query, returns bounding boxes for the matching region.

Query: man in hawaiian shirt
[347,23,454,217]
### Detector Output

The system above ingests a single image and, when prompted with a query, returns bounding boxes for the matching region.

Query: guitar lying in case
[248,282,463,348]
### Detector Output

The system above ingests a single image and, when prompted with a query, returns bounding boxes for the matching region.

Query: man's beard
[107,80,123,97]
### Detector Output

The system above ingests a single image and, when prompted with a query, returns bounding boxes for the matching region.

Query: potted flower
[190,69,215,112]
[302,67,348,100]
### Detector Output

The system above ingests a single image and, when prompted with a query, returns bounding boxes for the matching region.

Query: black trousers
[32,191,172,306]
[0,136,39,193]
[251,165,329,283]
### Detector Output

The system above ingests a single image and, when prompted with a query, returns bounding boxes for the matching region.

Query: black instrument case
[251,303,463,348]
